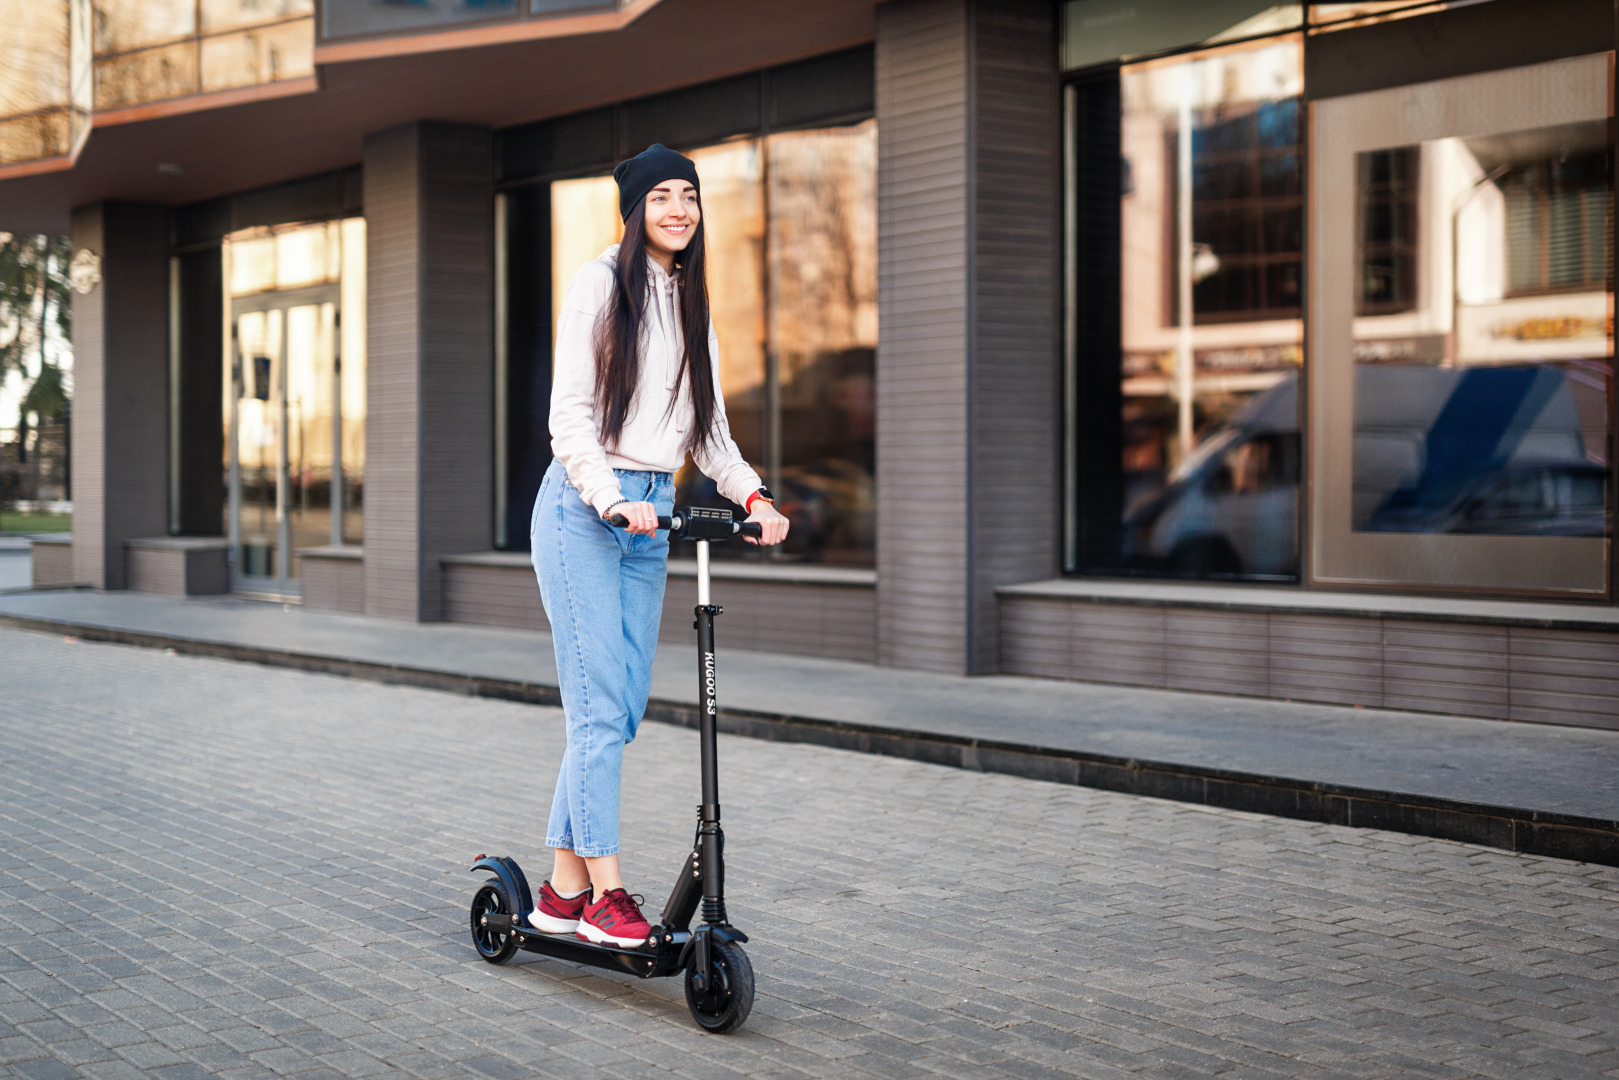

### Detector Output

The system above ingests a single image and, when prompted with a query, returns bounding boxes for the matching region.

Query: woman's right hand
[608,500,659,536]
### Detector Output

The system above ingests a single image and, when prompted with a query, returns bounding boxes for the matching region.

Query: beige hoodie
[548,245,762,516]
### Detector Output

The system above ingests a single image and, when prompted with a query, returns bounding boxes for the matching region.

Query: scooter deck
[505,918,690,979]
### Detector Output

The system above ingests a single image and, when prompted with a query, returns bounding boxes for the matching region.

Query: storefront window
[222,217,364,592]
[542,120,877,565]
[1311,53,1612,595]
[1070,38,1303,581]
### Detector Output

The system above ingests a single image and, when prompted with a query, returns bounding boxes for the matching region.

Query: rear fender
[469,855,534,916]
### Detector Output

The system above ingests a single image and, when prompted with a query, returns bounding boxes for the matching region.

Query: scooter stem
[694,538,726,925]
[696,539,711,606]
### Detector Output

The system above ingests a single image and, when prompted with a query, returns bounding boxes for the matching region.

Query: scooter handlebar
[607,513,764,540]
[607,513,673,530]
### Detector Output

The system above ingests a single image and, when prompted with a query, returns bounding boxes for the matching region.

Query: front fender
[468,855,534,917]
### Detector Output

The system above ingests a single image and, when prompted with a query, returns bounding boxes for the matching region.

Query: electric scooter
[467,506,760,1034]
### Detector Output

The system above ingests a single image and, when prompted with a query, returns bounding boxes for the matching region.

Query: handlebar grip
[607,514,674,530]
[737,522,763,538]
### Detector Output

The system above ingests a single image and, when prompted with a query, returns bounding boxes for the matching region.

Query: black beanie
[613,143,700,221]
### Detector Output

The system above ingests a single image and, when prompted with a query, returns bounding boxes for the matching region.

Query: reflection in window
[1179,97,1302,321]
[1307,2,1468,32]
[318,0,617,40]
[1351,122,1612,538]
[763,122,877,564]
[92,0,313,112]
[321,0,516,40]
[222,218,366,573]
[545,120,878,565]
[1096,38,1303,580]
[1356,147,1418,314]
[0,2,75,166]
[1503,151,1612,295]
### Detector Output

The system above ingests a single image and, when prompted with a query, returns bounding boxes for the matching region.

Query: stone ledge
[126,536,229,552]
[440,550,876,587]
[124,536,228,596]
[299,544,364,561]
[668,559,875,587]
[999,577,1619,632]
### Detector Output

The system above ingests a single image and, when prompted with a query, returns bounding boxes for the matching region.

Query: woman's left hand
[746,501,789,546]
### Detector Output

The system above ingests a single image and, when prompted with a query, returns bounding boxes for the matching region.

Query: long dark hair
[592,199,718,456]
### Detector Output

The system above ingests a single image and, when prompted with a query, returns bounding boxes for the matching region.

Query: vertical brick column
[69,203,169,589]
[362,122,494,621]
[875,0,1060,673]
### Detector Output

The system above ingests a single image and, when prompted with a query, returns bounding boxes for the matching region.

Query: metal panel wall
[362,121,495,621]
[999,593,1619,731]
[967,0,1061,671]
[69,202,169,589]
[875,0,972,672]
[875,0,1060,673]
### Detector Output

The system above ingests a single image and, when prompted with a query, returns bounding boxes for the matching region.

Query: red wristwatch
[744,486,774,513]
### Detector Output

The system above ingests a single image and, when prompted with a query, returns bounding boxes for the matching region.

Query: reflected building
[1,0,1616,726]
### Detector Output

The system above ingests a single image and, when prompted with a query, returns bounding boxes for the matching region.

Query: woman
[527,143,789,947]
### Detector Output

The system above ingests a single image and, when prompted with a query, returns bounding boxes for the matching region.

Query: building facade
[2,0,1616,727]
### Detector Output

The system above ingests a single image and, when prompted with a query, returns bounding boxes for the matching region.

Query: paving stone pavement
[0,626,1617,1080]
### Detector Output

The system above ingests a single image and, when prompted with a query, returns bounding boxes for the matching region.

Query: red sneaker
[576,888,652,947]
[525,880,588,934]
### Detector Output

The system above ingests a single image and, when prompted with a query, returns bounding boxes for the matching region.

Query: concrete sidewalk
[1,587,1616,865]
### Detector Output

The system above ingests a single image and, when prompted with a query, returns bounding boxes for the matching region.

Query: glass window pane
[1063,0,1301,71]
[549,174,621,346]
[532,0,608,12]
[1352,120,1612,540]
[94,41,199,110]
[1308,1,1458,31]
[320,0,516,41]
[1104,38,1303,580]
[671,140,768,538]
[688,138,766,467]
[94,0,195,53]
[339,217,366,544]
[199,19,314,92]
[272,222,332,289]
[222,216,365,571]
[765,119,878,566]
[1312,53,1611,595]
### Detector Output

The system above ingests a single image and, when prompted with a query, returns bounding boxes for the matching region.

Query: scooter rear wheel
[470,880,519,965]
[684,939,754,1033]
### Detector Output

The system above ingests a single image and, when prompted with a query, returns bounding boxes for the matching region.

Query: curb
[4,610,1616,868]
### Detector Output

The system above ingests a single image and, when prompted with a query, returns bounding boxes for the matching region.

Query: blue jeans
[531,459,674,858]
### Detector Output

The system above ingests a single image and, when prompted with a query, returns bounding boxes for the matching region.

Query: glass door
[227,285,341,597]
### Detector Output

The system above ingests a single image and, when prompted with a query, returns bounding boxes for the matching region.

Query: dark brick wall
[875,0,972,673]
[874,0,1060,674]
[70,203,170,589]
[362,122,495,621]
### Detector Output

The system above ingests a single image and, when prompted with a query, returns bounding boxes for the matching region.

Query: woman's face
[643,179,700,260]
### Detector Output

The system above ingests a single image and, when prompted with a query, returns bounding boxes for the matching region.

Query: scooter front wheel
[684,939,754,1033]
[470,880,519,965]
